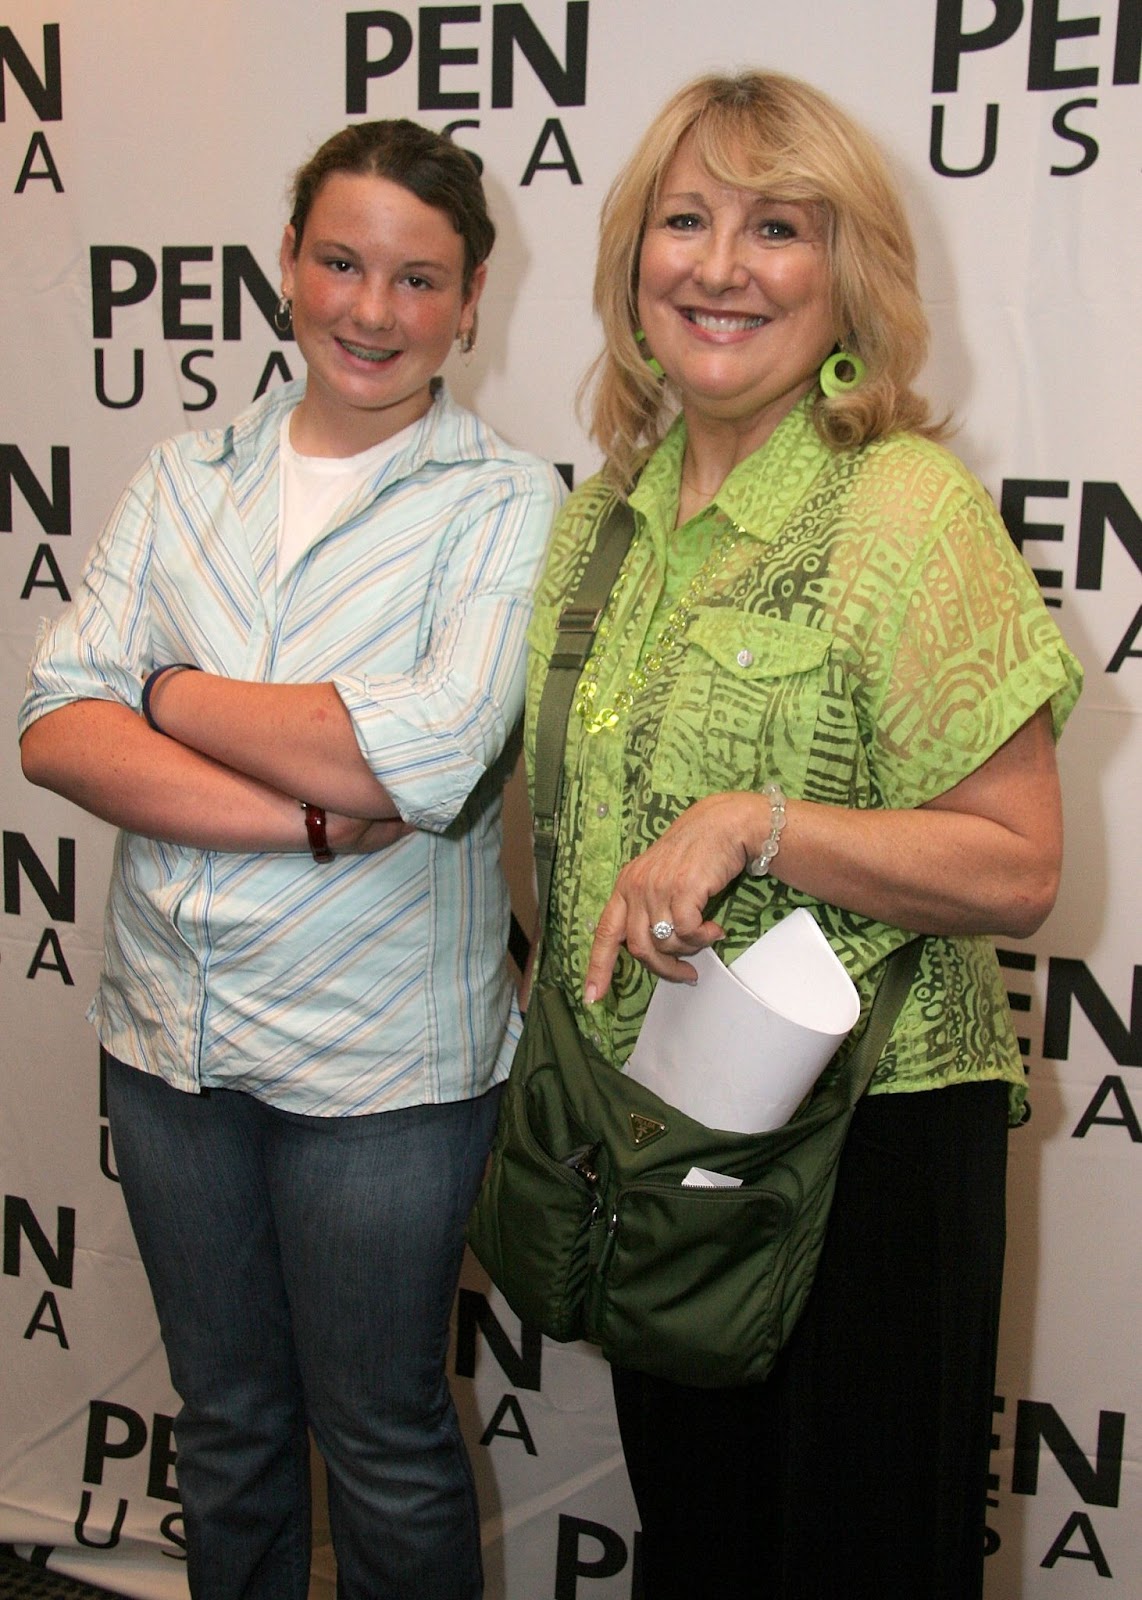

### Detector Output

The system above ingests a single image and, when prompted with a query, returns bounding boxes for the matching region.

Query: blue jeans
[105,1058,500,1600]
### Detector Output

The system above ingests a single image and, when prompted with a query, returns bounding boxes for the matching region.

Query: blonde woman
[524,72,1081,1598]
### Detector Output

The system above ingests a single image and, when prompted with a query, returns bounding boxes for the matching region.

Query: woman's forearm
[770,796,1059,939]
[584,707,1063,1000]
[770,706,1062,937]
[21,699,334,851]
[144,670,398,818]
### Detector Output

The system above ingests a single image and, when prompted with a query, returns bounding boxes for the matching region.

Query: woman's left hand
[583,791,769,1003]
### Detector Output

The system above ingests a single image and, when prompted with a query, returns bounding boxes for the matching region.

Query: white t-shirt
[276,411,417,583]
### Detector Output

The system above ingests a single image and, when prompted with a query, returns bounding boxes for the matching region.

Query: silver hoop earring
[273,295,293,336]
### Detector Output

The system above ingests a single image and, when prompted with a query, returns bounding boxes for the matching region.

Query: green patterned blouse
[525,398,1083,1119]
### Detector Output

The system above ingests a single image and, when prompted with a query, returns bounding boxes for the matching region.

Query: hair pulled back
[288,119,494,293]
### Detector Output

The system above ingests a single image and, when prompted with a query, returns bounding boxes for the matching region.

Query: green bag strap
[840,936,923,1108]
[532,493,635,931]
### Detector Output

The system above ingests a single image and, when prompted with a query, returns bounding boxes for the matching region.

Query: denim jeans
[105,1057,500,1600]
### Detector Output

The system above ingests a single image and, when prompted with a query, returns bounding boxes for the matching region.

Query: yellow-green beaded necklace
[573,517,744,734]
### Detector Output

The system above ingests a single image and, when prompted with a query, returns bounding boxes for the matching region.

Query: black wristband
[141,663,199,734]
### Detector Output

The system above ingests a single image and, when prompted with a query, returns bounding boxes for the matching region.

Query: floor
[0,1450,337,1597]
[0,1549,121,1599]
[0,1446,335,1593]
[0,1546,335,1600]
[308,1542,337,1599]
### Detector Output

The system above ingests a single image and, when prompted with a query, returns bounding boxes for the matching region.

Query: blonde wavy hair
[583,71,942,489]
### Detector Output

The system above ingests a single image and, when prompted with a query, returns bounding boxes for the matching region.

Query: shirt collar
[630,395,831,549]
[192,377,479,482]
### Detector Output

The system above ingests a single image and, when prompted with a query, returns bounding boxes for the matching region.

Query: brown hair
[288,120,494,293]
[584,71,942,488]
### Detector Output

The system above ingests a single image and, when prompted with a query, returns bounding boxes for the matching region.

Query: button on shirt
[21,381,564,1114]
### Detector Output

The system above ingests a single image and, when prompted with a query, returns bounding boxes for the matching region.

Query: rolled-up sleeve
[334,460,563,830]
[868,482,1083,810]
[19,458,160,735]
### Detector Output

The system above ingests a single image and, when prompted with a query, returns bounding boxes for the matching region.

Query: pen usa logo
[345,3,590,187]
[929,0,1140,177]
[1001,474,1142,674]
[999,943,1141,1144]
[988,1390,1129,1580]
[0,22,63,193]
[87,243,292,416]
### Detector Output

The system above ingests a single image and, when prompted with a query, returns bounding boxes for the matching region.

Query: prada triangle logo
[629,1111,667,1147]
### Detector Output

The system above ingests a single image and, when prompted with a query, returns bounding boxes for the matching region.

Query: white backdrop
[1,3,1138,1595]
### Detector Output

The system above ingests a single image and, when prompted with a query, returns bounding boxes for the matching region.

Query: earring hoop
[819,349,866,396]
[635,328,665,379]
[457,328,476,356]
[273,295,293,336]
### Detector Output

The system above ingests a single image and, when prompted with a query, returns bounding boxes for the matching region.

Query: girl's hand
[325,813,415,854]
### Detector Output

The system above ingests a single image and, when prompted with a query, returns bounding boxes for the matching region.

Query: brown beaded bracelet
[301,802,334,863]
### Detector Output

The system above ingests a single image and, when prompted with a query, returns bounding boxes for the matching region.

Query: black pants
[612,1080,1010,1600]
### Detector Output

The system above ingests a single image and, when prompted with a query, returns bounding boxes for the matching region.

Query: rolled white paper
[624,909,860,1134]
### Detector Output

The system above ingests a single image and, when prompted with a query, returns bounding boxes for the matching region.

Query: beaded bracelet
[745,781,787,877]
[301,802,334,863]
[141,663,199,734]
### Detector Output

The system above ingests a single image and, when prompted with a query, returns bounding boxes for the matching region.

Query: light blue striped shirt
[20,381,564,1114]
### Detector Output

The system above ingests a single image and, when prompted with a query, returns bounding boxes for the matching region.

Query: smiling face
[281,170,485,456]
[637,135,837,454]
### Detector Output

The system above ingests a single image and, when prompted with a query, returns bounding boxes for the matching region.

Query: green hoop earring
[635,328,665,379]
[819,349,866,396]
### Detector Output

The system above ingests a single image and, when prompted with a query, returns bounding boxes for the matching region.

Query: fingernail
[584,983,598,1005]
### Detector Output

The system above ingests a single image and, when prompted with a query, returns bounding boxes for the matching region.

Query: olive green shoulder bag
[468,493,920,1387]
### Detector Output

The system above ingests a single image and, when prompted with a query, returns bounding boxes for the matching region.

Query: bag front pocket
[590,1160,802,1387]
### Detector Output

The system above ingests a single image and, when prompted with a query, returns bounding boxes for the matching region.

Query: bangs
[682,101,824,207]
[651,112,833,255]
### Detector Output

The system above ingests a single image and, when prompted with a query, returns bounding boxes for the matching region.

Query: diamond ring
[651,919,675,941]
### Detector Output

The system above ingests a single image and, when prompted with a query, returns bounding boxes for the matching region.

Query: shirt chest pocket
[648,609,832,800]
